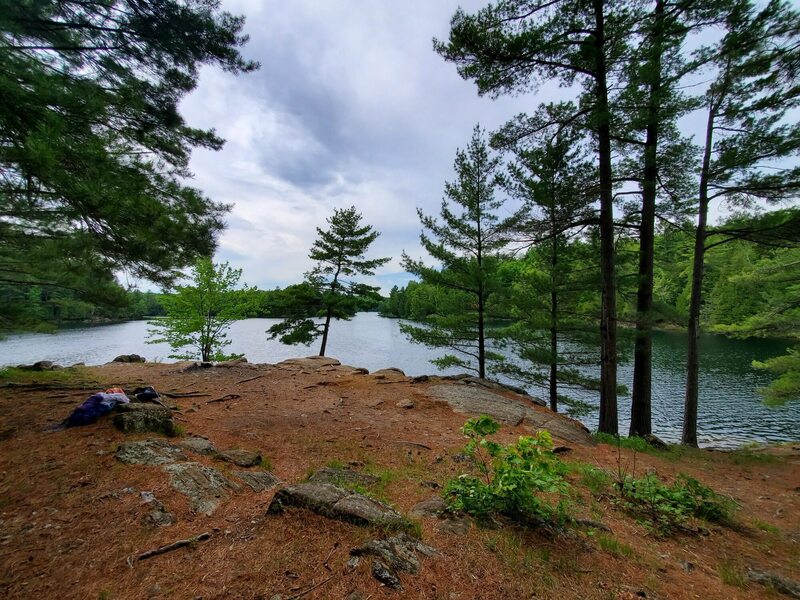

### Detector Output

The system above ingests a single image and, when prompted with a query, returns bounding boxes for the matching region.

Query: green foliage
[595,534,635,559]
[148,258,256,362]
[0,0,257,330]
[444,416,570,525]
[573,464,613,497]
[617,472,734,535]
[717,559,748,589]
[268,206,389,354]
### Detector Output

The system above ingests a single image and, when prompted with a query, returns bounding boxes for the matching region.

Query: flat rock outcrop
[267,482,405,528]
[115,440,187,465]
[426,383,594,446]
[276,356,341,371]
[234,470,281,492]
[307,467,378,487]
[219,448,262,467]
[164,462,239,515]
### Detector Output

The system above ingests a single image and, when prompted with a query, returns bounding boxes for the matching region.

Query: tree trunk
[550,233,558,412]
[630,0,664,437]
[594,0,618,435]
[478,294,486,379]
[683,102,716,447]
[318,305,333,356]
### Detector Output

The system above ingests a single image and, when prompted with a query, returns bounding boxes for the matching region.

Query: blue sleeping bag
[66,393,129,427]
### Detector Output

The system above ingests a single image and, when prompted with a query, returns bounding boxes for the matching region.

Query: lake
[1,313,797,448]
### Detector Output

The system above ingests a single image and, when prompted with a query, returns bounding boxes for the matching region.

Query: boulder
[214,357,250,368]
[426,383,594,446]
[351,533,437,576]
[116,440,187,465]
[747,568,800,599]
[371,560,402,590]
[307,467,378,487]
[267,482,405,528]
[409,497,447,519]
[113,403,177,436]
[140,491,175,527]
[276,356,341,370]
[17,361,62,371]
[396,399,415,409]
[112,354,146,363]
[234,470,281,492]
[179,436,218,456]
[164,462,239,515]
[219,448,262,468]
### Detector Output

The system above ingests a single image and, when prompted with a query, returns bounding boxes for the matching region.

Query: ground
[0,358,797,600]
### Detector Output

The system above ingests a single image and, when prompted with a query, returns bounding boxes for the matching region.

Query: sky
[177,0,547,293]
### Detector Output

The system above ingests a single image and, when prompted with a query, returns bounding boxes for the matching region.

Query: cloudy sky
[177,0,550,292]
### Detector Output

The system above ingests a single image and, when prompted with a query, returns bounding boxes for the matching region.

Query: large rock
[234,470,281,492]
[307,467,378,487]
[113,403,177,436]
[164,462,239,515]
[267,482,405,528]
[219,448,262,468]
[17,360,62,371]
[426,383,594,446]
[112,354,146,363]
[116,440,187,465]
[747,568,800,599]
[276,356,341,371]
[351,533,437,576]
[179,437,218,456]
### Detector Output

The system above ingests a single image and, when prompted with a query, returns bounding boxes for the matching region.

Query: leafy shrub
[617,472,734,534]
[444,416,570,524]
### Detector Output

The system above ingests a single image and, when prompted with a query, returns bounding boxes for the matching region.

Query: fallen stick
[235,374,264,385]
[285,575,335,600]
[137,531,211,560]
[394,440,432,450]
[163,391,210,399]
[207,393,241,404]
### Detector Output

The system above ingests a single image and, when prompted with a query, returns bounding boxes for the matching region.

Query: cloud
[177,0,539,292]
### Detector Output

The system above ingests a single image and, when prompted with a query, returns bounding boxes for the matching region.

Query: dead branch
[137,531,211,560]
[207,394,241,404]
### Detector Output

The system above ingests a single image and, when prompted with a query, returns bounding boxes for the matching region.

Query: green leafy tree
[682,0,800,445]
[401,127,518,379]
[148,259,255,362]
[0,0,257,329]
[268,206,390,355]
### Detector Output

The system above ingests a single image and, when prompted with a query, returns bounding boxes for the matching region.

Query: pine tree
[435,0,636,433]
[401,126,519,379]
[268,206,390,356]
[682,0,800,446]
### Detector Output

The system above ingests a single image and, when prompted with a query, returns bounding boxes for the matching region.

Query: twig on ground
[163,391,209,399]
[285,575,335,600]
[323,541,339,571]
[137,532,211,560]
[235,375,264,385]
[207,394,241,404]
[393,440,432,450]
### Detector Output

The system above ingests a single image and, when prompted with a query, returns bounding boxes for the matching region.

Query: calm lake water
[1,313,797,448]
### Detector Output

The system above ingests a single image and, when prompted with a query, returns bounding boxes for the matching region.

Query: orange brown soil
[0,359,798,600]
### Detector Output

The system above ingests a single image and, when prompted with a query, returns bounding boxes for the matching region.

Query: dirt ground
[0,358,797,600]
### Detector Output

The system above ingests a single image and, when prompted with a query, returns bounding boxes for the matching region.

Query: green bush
[618,472,734,534]
[444,416,570,524]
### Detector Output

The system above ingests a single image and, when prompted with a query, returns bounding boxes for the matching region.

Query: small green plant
[444,416,570,525]
[573,463,613,496]
[754,519,780,535]
[617,472,734,535]
[717,558,748,588]
[596,534,635,558]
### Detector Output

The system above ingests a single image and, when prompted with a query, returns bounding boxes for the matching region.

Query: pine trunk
[594,0,618,435]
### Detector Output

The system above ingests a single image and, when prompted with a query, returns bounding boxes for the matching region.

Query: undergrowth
[444,416,571,525]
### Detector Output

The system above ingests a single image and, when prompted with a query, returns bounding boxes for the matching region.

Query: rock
[373,368,406,376]
[409,497,447,519]
[350,367,369,375]
[112,354,146,363]
[371,560,402,590]
[180,361,213,372]
[396,399,415,409]
[426,383,594,446]
[164,462,239,515]
[18,360,62,371]
[215,357,250,368]
[747,568,800,599]
[642,434,670,451]
[234,470,281,492]
[267,482,405,528]
[116,440,187,465]
[180,437,218,456]
[345,592,365,600]
[438,516,470,536]
[219,448,262,468]
[308,467,379,487]
[411,375,429,383]
[113,404,178,436]
[276,356,341,370]
[140,491,175,526]
[351,533,437,576]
